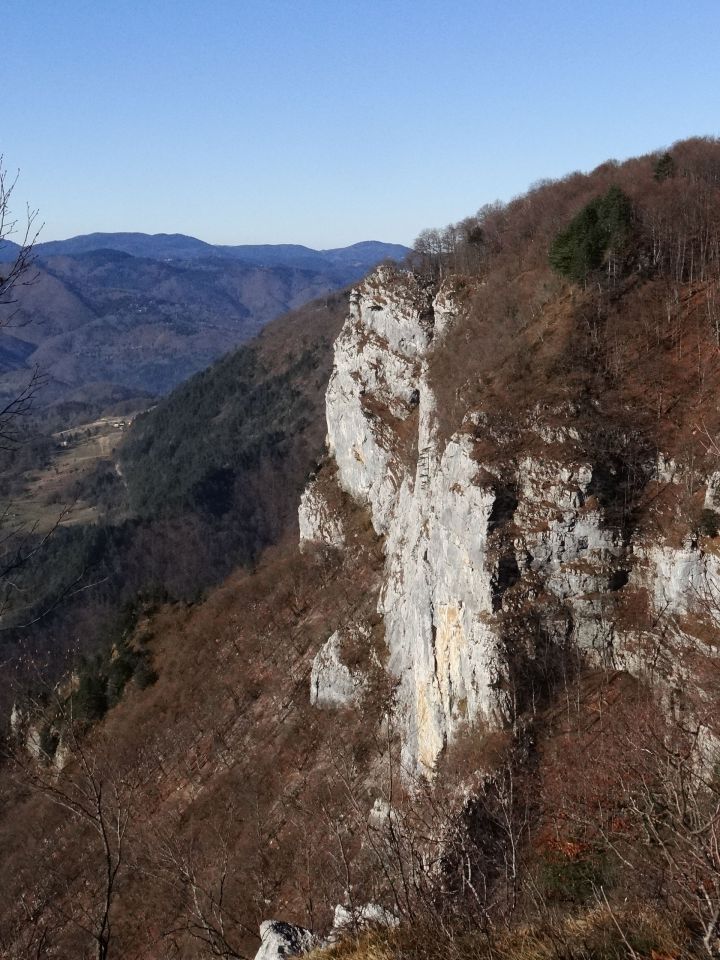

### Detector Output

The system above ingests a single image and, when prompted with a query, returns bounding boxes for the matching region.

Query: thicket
[29,596,159,747]
[413,136,720,287]
[71,639,157,724]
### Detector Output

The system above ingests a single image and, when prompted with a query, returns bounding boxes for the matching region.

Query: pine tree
[549,186,634,283]
[653,152,676,181]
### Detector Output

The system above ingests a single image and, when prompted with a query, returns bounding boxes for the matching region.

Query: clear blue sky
[4,0,720,248]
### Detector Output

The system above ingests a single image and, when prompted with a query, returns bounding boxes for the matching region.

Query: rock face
[329,903,399,940]
[299,479,345,550]
[300,265,720,772]
[310,631,364,708]
[253,920,319,960]
[254,905,397,960]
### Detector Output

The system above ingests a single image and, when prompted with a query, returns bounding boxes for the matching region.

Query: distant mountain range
[0,233,409,408]
[0,232,409,271]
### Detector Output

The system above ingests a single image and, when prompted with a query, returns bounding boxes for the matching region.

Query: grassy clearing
[9,414,140,532]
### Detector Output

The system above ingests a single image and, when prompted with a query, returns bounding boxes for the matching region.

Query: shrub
[537,849,613,903]
[653,151,676,181]
[133,657,158,690]
[700,508,720,538]
[106,649,137,706]
[72,670,108,722]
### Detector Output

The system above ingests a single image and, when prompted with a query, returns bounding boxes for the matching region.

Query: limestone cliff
[300,265,720,772]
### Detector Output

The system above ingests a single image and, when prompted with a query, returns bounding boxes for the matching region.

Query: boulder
[254,920,319,960]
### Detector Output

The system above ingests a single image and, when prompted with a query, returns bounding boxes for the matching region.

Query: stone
[9,702,24,736]
[253,920,319,960]
[329,903,398,941]
[299,479,345,549]
[310,632,364,708]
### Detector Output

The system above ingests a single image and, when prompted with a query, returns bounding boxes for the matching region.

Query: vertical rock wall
[300,266,720,771]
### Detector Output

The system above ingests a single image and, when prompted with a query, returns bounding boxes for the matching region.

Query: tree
[10,700,137,960]
[549,185,634,283]
[653,152,676,182]
[0,158,50,624]
[0,156,43,439]
[0,158,41,315]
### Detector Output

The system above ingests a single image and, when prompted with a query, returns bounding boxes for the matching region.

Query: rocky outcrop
[299,265,720,772]
[310,631,365,708]
[254,904,397,960]
[253,920,319,960]
[299,478,345,550]
[329,903,399,940]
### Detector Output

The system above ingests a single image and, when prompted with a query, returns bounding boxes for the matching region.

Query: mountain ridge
[2,232,409,270]
[0,236,409,407]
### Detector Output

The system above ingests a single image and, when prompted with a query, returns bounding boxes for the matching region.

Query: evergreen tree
[73,670,108,722]
[549,186,634,283]
[653,152,676,181]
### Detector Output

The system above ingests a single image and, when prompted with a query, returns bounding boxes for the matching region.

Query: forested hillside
[0,291,348,719]
[4,138,720,960]
[0,238,406,408]
[120,291,347,520]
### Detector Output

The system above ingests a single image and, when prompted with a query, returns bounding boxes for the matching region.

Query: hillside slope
[4,138,720,959]
[0,292,348,721]
[120,289,349,524]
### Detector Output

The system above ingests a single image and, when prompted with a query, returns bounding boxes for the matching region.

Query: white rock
[642,541,720,617]
[330,903,399,938]
[299,479,345,549]
[254,920,319,960]
[25,725,42,761]
[54,738,71,771]
[706,472,720,510]
[9,702,24,736]
[310,632,364,708]
[656,452,680,484]
[298,266,689,772]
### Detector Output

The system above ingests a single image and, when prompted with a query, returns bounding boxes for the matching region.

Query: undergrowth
[313,905,695,960]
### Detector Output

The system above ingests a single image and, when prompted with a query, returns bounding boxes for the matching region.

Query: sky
[4,0,720,248]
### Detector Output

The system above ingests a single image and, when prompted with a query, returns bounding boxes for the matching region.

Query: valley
[6,3,718,959]
[0,235,408,409]
[9,411,143,533]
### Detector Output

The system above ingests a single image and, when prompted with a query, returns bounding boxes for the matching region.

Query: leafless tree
[0,158,41,311]
[10,695,137,960]
[155,827,257,959]
[0,156,43,443]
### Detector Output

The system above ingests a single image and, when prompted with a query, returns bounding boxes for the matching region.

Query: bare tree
[156,827,257,959]
[10,699,137,960]
[0,158,52,627]
[0,158,41,312]
[0,156,43,444]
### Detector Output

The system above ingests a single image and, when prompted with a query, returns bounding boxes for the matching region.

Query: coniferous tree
[549,185,634,283]
[653,151,676,181]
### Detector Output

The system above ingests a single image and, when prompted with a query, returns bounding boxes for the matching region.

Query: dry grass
[0,520,391,957]
[310,904,694,960]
